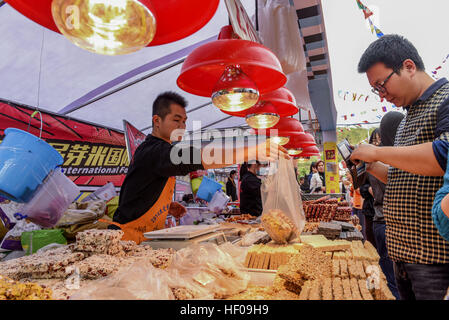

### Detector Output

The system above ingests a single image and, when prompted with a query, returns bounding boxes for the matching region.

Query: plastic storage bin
[196,176,223,202]
[0,128,63,202]
[21,169,80,228]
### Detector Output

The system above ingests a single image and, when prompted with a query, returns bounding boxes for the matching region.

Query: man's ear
[403,59,416,75]
[152,115,160,128]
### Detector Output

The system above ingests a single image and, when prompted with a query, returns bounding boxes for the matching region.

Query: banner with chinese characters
[323,142,340,194]
[0,100,128,192]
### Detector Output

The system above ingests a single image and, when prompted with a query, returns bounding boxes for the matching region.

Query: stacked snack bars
[276,245,332,293]
[0,230,176,283]
[75,229,124,255]
[334,207,352,222]
[244,243,300,270]
[0,274,52,300]
[317,222,342,240]
[0,246,87,279]
[303,197,352,223]
[294,240,395,300]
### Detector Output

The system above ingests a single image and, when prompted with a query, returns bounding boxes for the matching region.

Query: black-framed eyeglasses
[371,70,395,96]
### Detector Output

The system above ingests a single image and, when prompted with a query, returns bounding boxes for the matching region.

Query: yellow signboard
[323,142,340,194]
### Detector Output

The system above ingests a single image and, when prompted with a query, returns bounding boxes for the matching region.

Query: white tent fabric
[0,0,334,135]
[0,1,255,133]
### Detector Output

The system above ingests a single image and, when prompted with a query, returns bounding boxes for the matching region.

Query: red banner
[0,100,128,191]
[123,120,146,162]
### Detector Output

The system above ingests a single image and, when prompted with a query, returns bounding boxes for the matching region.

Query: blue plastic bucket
[196,176,223,202]
[0,128,63,203]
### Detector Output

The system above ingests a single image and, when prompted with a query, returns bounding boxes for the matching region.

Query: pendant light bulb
[51,0,157,55]
[211,65,259,112]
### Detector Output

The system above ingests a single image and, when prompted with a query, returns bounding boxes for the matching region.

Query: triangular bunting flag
[368,17,375,34]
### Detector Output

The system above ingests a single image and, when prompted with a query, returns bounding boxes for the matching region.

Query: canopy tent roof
[0,0,336,136]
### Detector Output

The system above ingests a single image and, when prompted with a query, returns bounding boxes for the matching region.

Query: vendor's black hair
[153,91,187,121]
[230,170,236,176]
[358,34,425,73]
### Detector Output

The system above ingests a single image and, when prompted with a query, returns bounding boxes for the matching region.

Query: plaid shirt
[384,80,449,264]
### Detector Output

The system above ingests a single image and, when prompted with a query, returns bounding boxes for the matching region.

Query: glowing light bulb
[271,136,289,146]
[51,0,156,55]
[287,149,302,156]
[211,65,259,112]
[245,102,280,129]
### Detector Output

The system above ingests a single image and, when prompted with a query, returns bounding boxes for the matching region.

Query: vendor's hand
[349,143,379,164]
[168,202,187,219]
[251,138,290,161]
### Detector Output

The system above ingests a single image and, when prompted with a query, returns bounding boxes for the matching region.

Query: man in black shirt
[239,162,263,217]
[111,92,288,244]
[225,170,238,201]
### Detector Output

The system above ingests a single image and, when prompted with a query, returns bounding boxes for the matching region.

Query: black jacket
[226,178,238,201]
[367,173,386,223]
[239,172,262,217]
[360,181,375,218]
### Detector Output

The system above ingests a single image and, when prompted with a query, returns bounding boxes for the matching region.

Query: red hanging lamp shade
[244,101,280,129]
[284,132,317,156]
[5,0,219,54]
[220,87,299,118]
[177,39,287,99]
[251,117,304,146]
[283,132,316,148]
[296,145,321,157]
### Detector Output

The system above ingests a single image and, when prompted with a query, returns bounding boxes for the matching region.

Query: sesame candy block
[342,278,353,300]
[332,260,340,278]
[75,229,124,245]
[358,279,374,300]
[308,279,322,300]
[298,280,312,300]
[322,278,333,300]
[350,278,363,300]
[339,260,349,278]
[332,277,344,300]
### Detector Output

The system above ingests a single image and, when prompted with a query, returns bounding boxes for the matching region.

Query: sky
[321,0,449,127]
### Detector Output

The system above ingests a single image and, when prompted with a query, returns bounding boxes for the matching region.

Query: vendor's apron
[100,177,175,244]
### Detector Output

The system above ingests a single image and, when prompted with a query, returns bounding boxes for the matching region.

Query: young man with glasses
[350,35,449,300]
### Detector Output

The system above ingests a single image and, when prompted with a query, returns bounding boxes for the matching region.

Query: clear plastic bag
[70,260,175,300]
[260,157,306,243]
[55,200,106,227]
[239,231,270,247]
[168,243,250,299]
[21,169,80,228]
[258,0,307,75]
[0,219,41,252]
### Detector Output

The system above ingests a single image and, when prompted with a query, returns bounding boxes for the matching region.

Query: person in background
[299,176,309,193]
[360,128,381,249]
[350,182,364,236]
[307,162,317,186]
[239,161,263,217]
[351,34,449,300]
[310,160,326,194]
[225,170,238,201]
[366,111,404,300]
